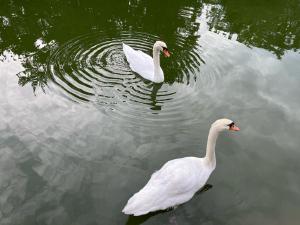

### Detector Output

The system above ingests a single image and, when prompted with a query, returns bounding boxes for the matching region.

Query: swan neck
[153,47,160,76]
[204,127,219,167]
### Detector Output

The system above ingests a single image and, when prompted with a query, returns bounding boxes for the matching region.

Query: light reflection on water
[1,1,300,225]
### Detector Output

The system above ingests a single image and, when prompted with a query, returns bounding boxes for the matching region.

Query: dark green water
[0,0,300,224]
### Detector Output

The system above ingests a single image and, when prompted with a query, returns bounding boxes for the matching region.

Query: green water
[0,0,300,224]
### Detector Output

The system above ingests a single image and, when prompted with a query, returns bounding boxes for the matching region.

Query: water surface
[0,0,300,225]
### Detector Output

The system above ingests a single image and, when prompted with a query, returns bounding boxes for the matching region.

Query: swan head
[154,41,170,57]
[211,118,240,132]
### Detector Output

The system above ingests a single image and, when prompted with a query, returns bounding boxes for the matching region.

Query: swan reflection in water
[148,82,163,111]
[92,81,164,112]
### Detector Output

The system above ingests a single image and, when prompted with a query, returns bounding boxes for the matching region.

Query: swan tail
[122,42,137,69]
[122,187,162,216]
[122,43,135,59]
[122,192,149,216]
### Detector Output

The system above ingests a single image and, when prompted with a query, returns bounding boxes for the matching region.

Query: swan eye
[162,47,168,51]
[228,122,234,128]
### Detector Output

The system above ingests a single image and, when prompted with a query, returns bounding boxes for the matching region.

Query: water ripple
[47,31,205,126]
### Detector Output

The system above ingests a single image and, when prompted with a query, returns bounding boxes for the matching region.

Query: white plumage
[122,41,170,83]
[122,118,240,216]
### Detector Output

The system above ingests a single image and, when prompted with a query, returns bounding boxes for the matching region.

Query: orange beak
[163,49,170,57]
[229,125,240,131]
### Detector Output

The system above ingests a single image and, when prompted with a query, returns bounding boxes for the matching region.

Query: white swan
[122,118,240,216]
[123,41,170,83]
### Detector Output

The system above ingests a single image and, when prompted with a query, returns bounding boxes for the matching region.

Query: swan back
[122,157,212,216]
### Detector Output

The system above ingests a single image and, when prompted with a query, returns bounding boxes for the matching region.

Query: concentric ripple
[47,31,207,126]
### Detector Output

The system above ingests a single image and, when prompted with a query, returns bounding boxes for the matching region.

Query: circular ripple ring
[47,31,205,127]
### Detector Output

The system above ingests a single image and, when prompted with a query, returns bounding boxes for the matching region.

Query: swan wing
[123,43,156,80]
[122,157,210,216]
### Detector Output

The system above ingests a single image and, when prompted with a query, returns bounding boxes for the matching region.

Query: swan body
[123,41,170,83]
[122,119,240,216]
